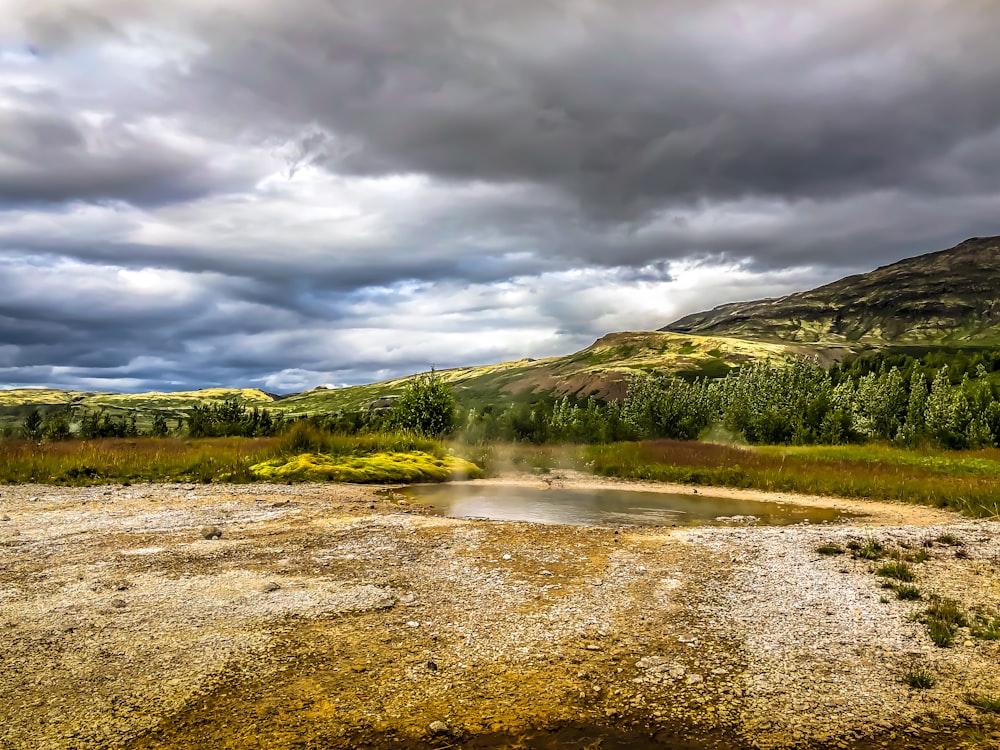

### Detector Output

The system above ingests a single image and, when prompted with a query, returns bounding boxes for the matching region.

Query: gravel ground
[0,478,998,749]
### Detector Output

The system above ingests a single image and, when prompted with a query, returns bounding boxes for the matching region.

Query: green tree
[896,372,928,446]
[150,412,170,437]
[21,409,43,440]
[42,412,72,441]
[391,369,456,437]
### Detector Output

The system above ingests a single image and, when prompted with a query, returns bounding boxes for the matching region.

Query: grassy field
[0,429,475,486]
[585,441,1000,518]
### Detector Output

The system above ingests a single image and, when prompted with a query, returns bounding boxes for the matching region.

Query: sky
[1,0,999,393]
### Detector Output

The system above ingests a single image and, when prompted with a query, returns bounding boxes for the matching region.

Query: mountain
[664,236,1000,347]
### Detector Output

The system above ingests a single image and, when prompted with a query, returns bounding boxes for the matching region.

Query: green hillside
[272,330,811,417]
[664,236,1000,347]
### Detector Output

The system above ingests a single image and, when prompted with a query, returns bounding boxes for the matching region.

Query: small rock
[502,554,512,560]
[685,674,703,685]
[0,515,10,522]
[428,720,449,735]
[201,526,223,540]
[110,599,127,609]
[407,620,420,628]
[427,661,438,671]
[260,581,281,593]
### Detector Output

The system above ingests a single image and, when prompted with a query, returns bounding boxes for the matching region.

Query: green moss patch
[250,451,482,483]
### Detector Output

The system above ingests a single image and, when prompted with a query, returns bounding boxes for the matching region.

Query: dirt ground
[1,476,998,749]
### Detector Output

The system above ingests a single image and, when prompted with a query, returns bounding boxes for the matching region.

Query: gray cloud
[165,0,1000,213]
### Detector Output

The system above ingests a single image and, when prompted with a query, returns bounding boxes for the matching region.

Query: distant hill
[664,236,1000,347]
[0,332,807,426]
[0,388,276,431]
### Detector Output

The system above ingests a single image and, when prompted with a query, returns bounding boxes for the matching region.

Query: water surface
[396,483,853,527]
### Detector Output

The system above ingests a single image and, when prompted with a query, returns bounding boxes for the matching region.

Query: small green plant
[907,549,931,563]
[934,533,962,547]
[927,619,956,648]
[921,597,968,648]
[926,597,968,627]
[816,543,844,556]
[965,693,1000,713]
[893,584,922,600]
[877,561,917,582]
[903,668,936,689]
[851,538,886,561]
[971,610,1000,641]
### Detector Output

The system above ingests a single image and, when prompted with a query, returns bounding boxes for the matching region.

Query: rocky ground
[1,476,998,749]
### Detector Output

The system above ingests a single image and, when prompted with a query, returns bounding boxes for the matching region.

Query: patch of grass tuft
[906,549,931,563]
[927,619,956,648]
[971,610,1000,641]
[902,668,936,689]
[851,538,886,561]
[892,584,922,601]
[921,597,968,648]
[877,561,917,582]
[965,693,1000,714]
[934,533,962,547]
[816,543,845,556]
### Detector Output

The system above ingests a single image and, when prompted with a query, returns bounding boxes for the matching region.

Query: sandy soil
[1,477,998,750]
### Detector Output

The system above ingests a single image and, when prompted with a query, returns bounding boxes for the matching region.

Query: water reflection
[395,484,853,527]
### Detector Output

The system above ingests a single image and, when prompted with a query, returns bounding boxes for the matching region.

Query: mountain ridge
[663,236,1000,346]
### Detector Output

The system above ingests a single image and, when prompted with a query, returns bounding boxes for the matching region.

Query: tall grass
[0,437,275,485]
[586,440,1000,518]
[0,428,454,486]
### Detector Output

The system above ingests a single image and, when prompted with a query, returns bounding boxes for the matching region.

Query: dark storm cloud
[164,0,1000,215]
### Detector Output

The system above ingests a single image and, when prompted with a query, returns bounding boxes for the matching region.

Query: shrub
[391,370,456,437]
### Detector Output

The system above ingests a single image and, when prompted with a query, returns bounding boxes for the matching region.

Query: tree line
[6,353,1000,449]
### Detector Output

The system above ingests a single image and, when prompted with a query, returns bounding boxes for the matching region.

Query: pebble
[200,526,223,540]
[428,720,449,735]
